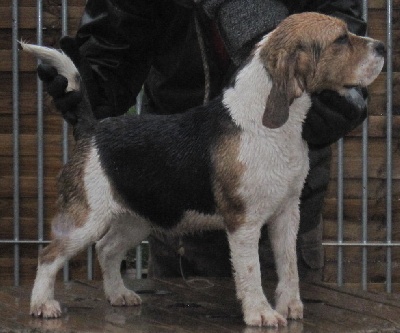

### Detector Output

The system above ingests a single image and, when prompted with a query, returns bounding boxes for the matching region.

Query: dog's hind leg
[30,210,112,318]
[268,198,303,320]
[95,214,151,306]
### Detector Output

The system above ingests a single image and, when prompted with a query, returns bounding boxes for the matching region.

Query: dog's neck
[222,41,311,135]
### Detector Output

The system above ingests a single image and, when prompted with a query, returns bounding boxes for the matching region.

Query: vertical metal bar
[37,0,44,254]
[61,6,69,167]
[87,245,93,280]
[12,0,20,287]
[385,0,393,294]
[361,0,369,291]
[136,244,142,279]
[337,139,344,287]
[61,0,70,283]
[135,93,143,278]
[361,107,369,291]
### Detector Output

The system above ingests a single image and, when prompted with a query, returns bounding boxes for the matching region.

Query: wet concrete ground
[1,278,400,332]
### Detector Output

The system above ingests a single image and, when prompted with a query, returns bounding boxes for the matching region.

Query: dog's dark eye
[334,34,349,45]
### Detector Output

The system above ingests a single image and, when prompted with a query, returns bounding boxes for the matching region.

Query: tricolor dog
[23,12,384,327]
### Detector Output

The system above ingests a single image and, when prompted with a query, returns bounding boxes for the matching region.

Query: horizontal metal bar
[1,239,397,247]
[323,241,400,247]
[0,240,51,245]
[0,240,149,245]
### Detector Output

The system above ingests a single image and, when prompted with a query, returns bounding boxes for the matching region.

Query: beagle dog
[23,12,384,327]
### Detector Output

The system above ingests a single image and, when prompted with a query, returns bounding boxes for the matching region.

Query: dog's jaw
[353,46,385,88]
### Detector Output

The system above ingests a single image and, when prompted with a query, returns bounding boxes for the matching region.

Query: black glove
[302,87,368,148]
[37,36,82,125]
[38,36,119,123]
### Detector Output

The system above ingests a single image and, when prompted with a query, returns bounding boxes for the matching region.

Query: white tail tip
[20,41,80,92]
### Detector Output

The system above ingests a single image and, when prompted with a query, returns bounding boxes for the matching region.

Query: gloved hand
[302,87,368,148]
[37,36,82,125]
[38,36,120,122]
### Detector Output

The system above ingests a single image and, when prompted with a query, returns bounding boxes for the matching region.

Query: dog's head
[257,12,385,128]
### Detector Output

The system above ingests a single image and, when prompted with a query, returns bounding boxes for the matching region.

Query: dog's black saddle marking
[94,98,239,229]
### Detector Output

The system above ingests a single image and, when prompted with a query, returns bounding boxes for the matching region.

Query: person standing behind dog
[40,0,368,281]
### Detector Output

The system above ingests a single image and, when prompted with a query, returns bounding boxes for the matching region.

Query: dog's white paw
[107,288,142,307]
[276,298,304,320]
[30,299,62,319]
[244,307,287,327]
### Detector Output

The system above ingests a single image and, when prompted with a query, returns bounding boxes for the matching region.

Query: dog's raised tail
[20,41,96,140]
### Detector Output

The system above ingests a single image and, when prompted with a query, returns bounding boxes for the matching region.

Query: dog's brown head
[258,12,385,129]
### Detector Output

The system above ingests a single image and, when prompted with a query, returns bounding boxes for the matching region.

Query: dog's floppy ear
[262,49,305,129]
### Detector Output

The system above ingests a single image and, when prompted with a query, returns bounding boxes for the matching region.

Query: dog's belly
[106,170,218,230]
[154,210,225,234]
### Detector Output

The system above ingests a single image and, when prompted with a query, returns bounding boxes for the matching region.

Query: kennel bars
[321,0,399,293]
[4,0,399,290]
[321,0,397,293]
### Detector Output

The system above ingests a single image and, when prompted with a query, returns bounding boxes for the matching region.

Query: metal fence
[3,0,399,290]
[321,0,399,293]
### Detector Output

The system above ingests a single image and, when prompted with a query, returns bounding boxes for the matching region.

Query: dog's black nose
[374,42,386,57]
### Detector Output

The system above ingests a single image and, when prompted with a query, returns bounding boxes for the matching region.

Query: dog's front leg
[268,199,303,320]
[228,225,287,327]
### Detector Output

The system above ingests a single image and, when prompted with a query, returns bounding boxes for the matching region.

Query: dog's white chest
[237,129,309,221]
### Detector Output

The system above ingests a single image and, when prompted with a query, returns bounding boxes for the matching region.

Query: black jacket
[74,0,367,147]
